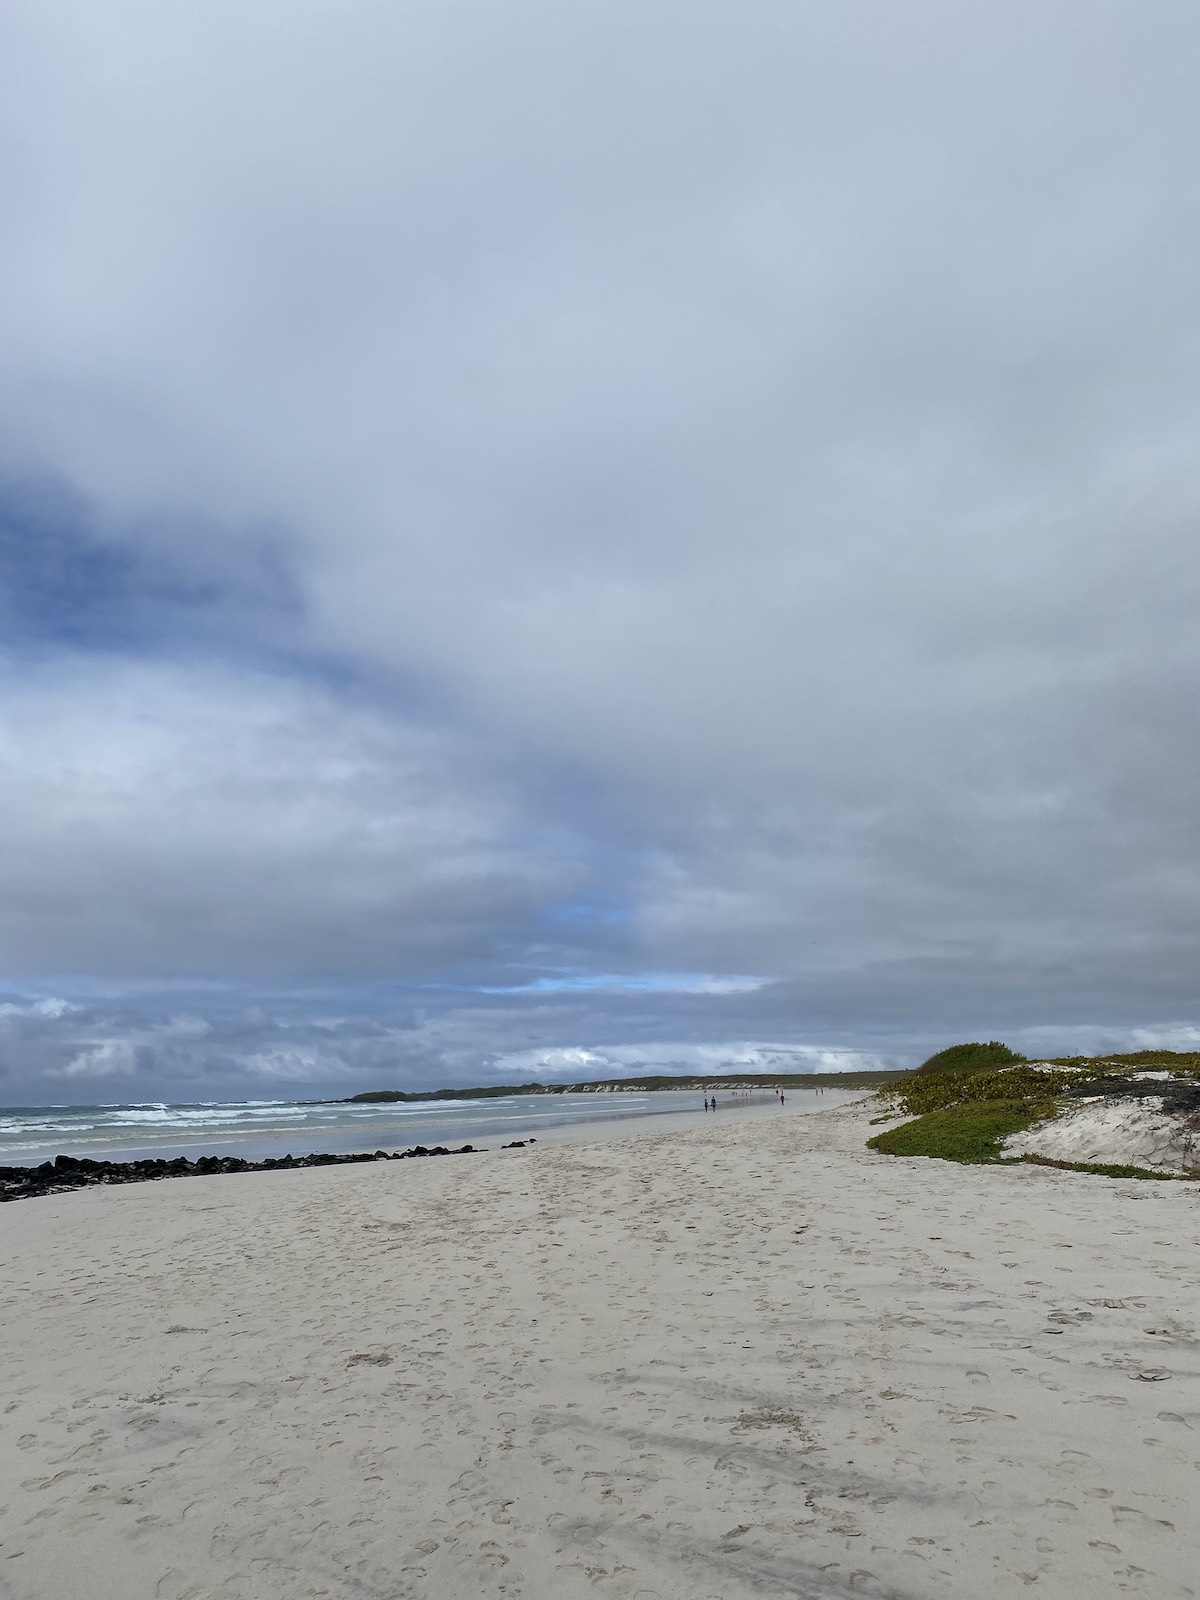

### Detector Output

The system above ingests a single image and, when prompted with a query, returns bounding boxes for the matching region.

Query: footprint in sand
[1112,1506,1175,1533]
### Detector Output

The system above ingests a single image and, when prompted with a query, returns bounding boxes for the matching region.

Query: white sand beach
[2,1099,1198,1600]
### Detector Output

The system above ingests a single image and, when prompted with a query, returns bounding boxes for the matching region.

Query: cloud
[3,980,1200,1106]
[469,974,768,996]
[0,997,77,1020]
[492,1041,885,1080]
[1010,1022,1200,1061]
[0,984,892,1099]
[54,1040,139,1079]
[0,2,1199,1098]
[0,654,575,981]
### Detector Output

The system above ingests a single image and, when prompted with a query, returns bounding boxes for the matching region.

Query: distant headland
[343,1069,903,1103]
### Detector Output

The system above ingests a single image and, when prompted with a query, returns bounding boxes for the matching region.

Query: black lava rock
[0,1139,484,1203]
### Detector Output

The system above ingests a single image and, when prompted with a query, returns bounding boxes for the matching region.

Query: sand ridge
[1,1102,1198,1598]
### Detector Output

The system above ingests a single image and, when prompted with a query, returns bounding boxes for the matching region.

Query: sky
[2,0,1200,1102]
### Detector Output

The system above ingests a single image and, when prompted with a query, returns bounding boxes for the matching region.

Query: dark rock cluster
[501,1138,537,1149]
[1065,1077,1200,1115]
[0,1144,482,1203]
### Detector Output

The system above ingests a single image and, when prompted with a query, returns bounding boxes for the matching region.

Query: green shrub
[916,1041,1026,1075]
[870,1046,1200,1170]
[882,1063,1076,1118]
[867,1101,1038,1163]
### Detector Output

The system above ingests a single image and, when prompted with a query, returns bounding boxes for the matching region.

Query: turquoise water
[0,1088,854,1165]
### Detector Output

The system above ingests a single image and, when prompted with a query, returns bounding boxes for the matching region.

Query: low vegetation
[885,1060,1076,1120]
[867,1101,1037,1163]
[868,1042,1200,1170]
[914,1040,1026,1075]
[1017,1154,1188,1182]
[1051,1050,1200,1074]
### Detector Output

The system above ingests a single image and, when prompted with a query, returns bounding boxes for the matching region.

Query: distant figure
[780,1092,785,1105]
[703,1097,709,1113]
[711,1094,718,1109]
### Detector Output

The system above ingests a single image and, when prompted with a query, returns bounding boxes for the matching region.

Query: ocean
[0,1087,859,1166]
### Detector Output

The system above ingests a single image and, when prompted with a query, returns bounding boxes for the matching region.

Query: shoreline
[0,1090,858,1202]
[0,1086,858,1177]
[3,1100,1196,1598]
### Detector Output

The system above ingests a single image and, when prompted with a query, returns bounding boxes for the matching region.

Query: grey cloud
[0,656,584,981]
[0,477,301,655]
[4,979,1200,1107]
[1,2,1200,1098]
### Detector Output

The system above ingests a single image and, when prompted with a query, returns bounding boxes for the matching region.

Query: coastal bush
[870,1046,1200,1169]
[883,1062,1075,1119]
[872,1045,1073,1162]
[915,1041,1026,1075]
[866,1101,1037,1163]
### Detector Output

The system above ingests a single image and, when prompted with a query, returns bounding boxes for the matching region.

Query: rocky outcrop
[0,1144,482,1203]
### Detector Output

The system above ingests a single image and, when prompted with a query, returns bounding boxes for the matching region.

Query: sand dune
[1004,1096,1200,1176]
[2,1101,1198,1599]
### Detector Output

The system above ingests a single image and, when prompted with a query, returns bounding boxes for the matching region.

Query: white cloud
[0,997,78,1022]
[493,1041,884,1080]
[240,1049,328,1083]
[55,1040,138,1079]
[1129,1026,1200,1053]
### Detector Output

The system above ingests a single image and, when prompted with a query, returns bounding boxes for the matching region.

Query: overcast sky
[2,0,1200,1102]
